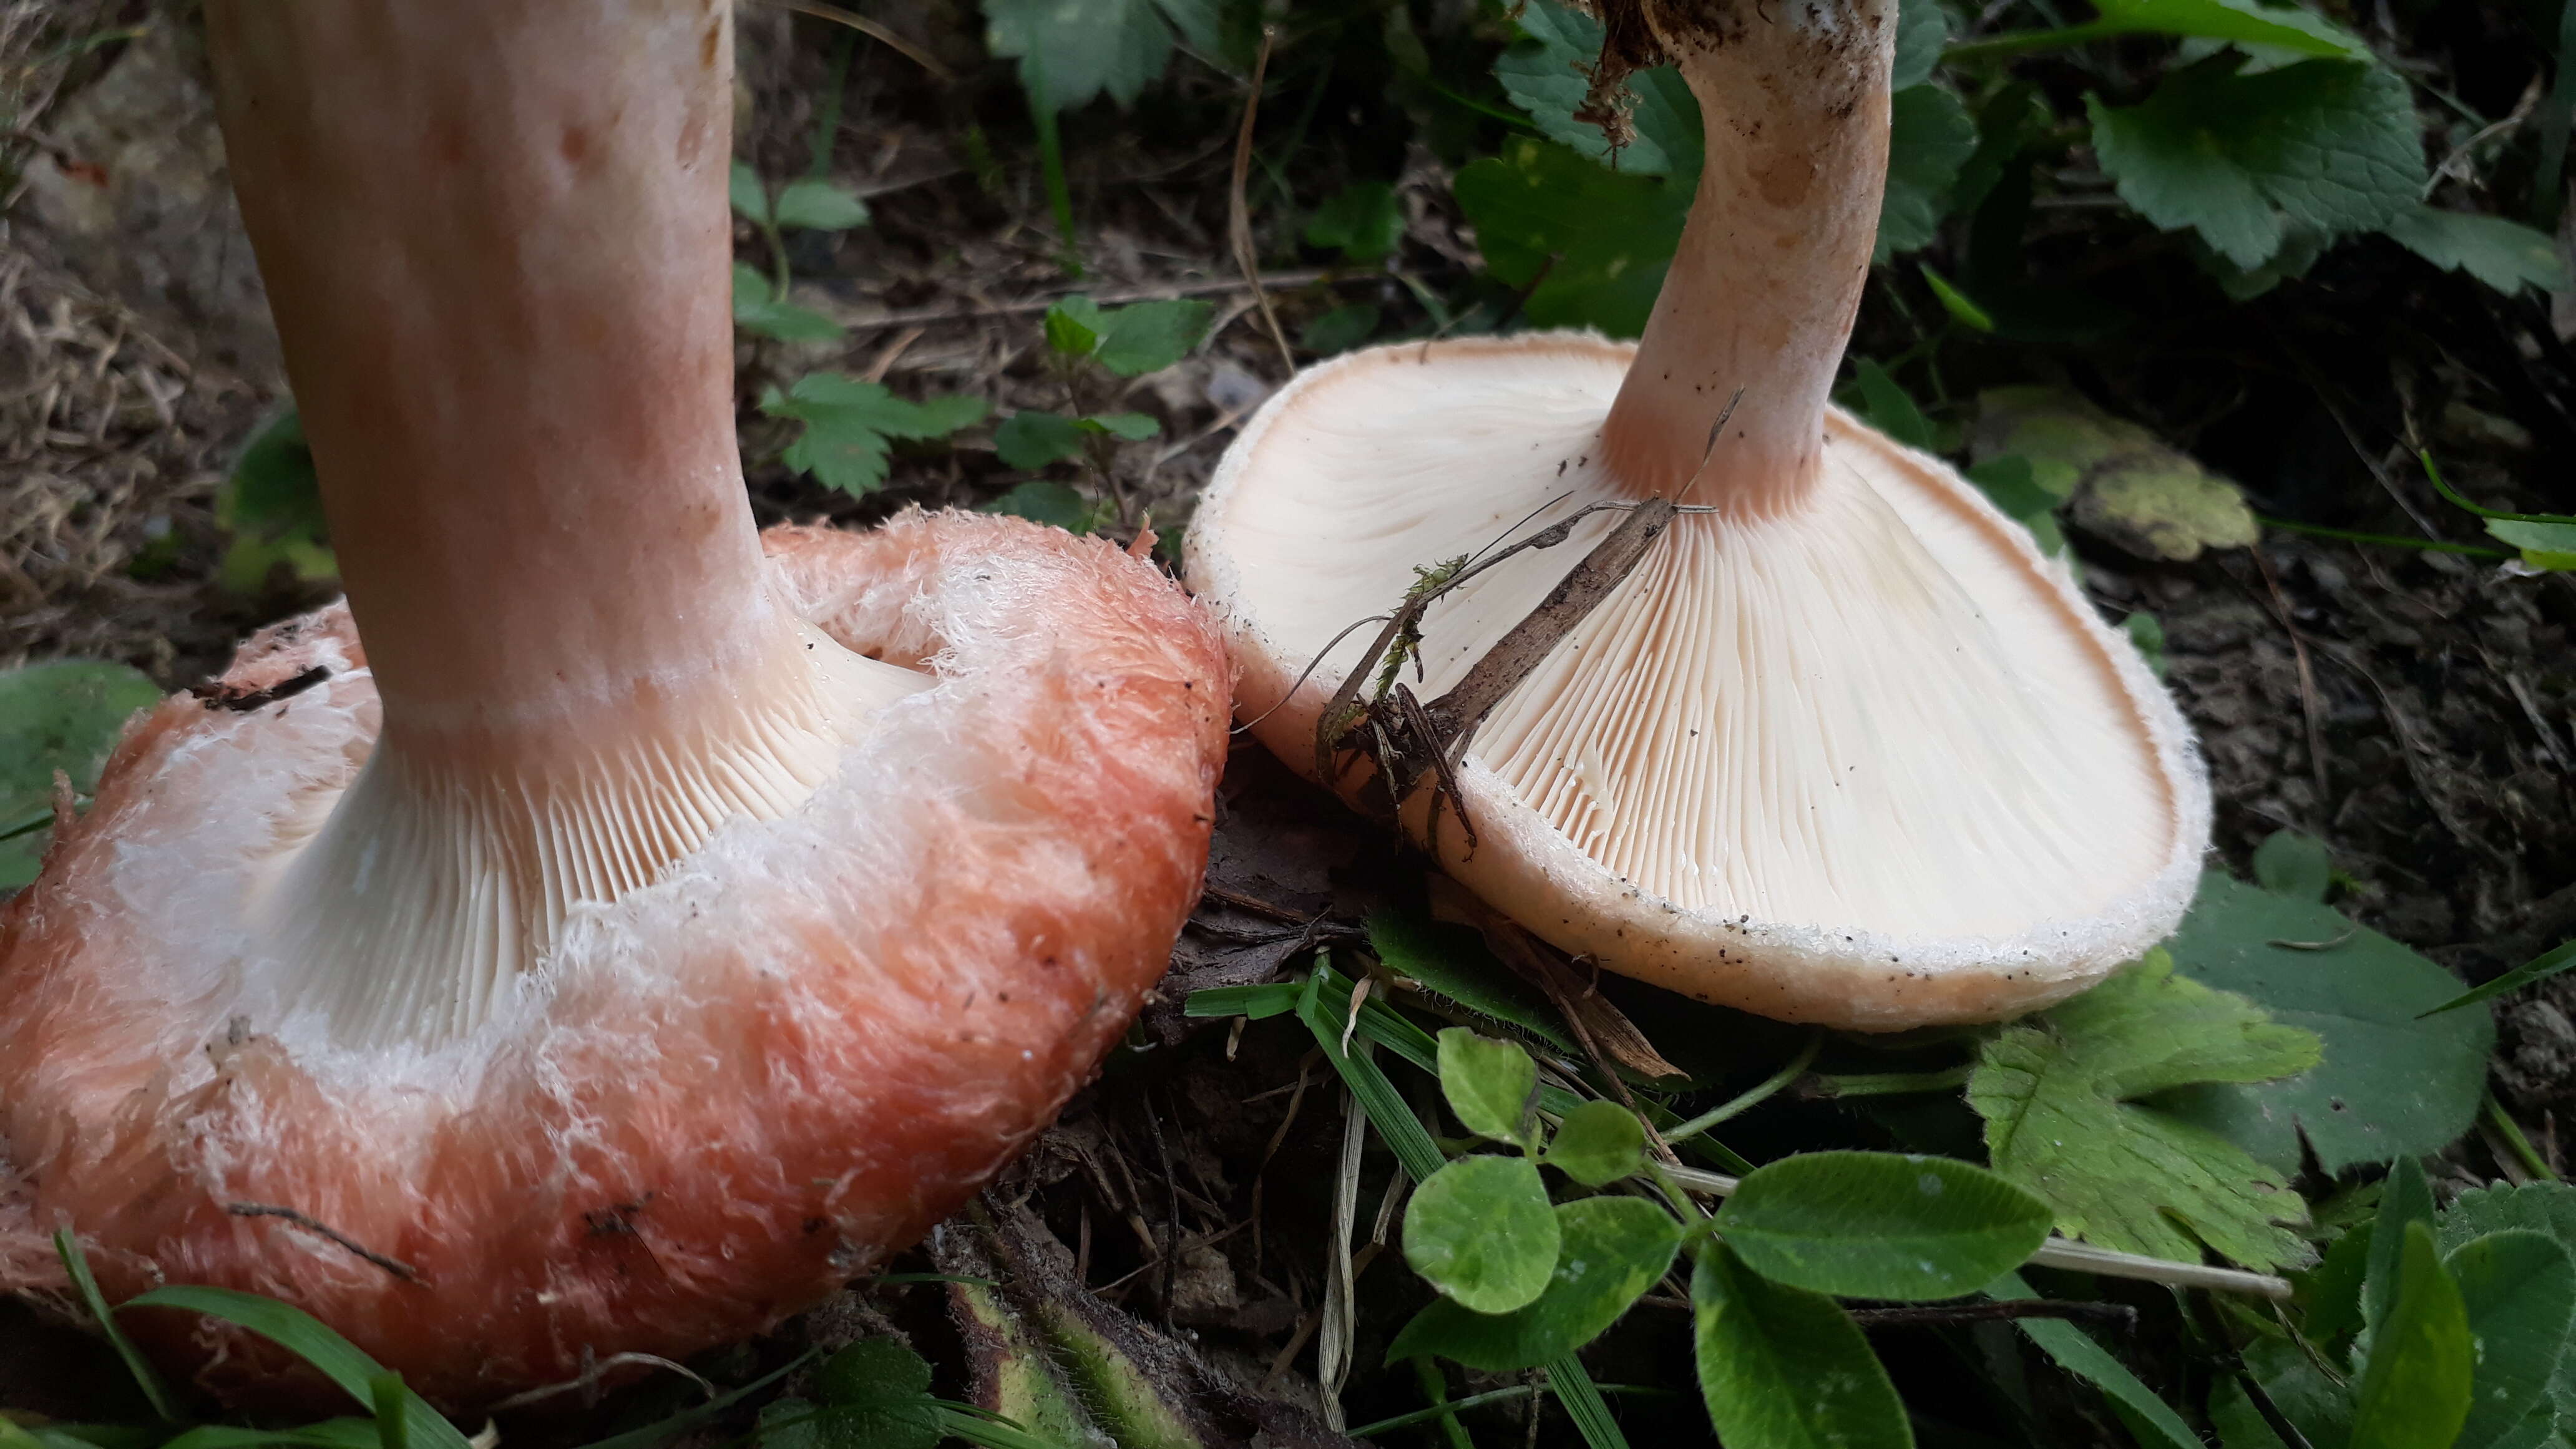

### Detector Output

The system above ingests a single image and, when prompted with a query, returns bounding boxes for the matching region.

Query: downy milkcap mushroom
[1185,0,2208,1030]
[0,0,1225,1406]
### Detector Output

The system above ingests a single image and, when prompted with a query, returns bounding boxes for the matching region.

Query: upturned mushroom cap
[1184,0,2209,1029]
[0,512,1227,1405]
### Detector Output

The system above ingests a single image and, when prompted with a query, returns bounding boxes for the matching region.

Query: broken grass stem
[1657,1163,2293,1299]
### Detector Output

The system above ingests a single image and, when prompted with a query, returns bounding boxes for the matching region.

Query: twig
[1228,28,1294,374]
[486,1353,715,1413]
[2250,547,2332,807]
[225,1203,419,1283]
[1656,1166,2295,1299]
[754,1,957,83]
[860,326,925,384]
[1847,1300,2137,1330]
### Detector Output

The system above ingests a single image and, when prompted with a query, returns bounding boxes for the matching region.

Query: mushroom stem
[206,0,917,1046]
[1595,0,1895,515]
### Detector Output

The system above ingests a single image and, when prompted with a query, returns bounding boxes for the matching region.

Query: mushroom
[1183,0,2207,1029]
[0,0,1226,1406]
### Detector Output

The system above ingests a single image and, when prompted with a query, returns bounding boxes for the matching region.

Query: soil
[4,2,2573,1444]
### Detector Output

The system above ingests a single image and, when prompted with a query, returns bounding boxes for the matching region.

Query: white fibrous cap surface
[1187,334,2209,1027]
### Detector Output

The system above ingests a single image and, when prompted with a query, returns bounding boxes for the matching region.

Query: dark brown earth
[4,1,2573,1443]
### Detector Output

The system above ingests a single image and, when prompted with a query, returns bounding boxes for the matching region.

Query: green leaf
[2124,612,2167,675]
[0,662,161,888]
[1438,1028,1539,1144]
[2445,1231,2576,1449]
[1717,1152,2053,1301]
[1847,359,1939,451]
[1920,264,1995,331]
[1405,1154,1561,1313]
[2384,206,2572,293]
[1955,0,2373,60]
[1691,1243,1912,1449]
[2089,56,2426,269]
[982,481,1105,534]
[52,1231,175,1421]
[1305,181,1405,262]
[1367,909,1578,1052]
[2427,940,2576,1018]
[733,264,845,343]
[1545,1101,1648,1186]
[1970,386,2256,561]
[761,373,988,495]
[995,411,1091,471]
[2298,1225,2372,1355]
[218,407,335,592]
[2437,1184,2576,1438]
[2348,1222,2473,1449]
[1989,1272,2201,1449]
[2251,829,2332,902]
[1043,297,1103,358]
[1083,411,1161,441]
[1493,0,1700,177]
[1388,1196,1681,1371]
[796,1339,944,1449]
[2486,517,2576,572]
[1297,968,1449,1183]
[773,178,871,232]
[1893,0,1949,89]
[1877,84,1976,260]
[1968,952,2321,1272]
[1964,456,2068,555]
[1453,137,1690,336]
[2160,872,2496,1174]
[1299,303,1382,356]
[1091,298,1212,376]
[122,1288,472,1449]
[2365,1156,2437,1334]
[729,160,771,224]
[983,0,1183,112]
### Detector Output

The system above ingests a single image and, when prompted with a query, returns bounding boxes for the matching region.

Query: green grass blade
[159,1423,383,1449]
[52,1229,177,1421]
[120,1288,468,1449]
[1546,1358,1631,1449]
[930,1406,1060,1449]
[371,1376,407,1449]
[1297,968,1448,1181]
[2421,939,2576,1017]
[564,1351,817,1449]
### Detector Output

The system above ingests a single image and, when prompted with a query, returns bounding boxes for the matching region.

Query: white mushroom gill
[247,618,922,1050]
[1200,339,2172,942]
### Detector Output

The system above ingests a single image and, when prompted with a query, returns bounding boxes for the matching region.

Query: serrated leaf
[729,160,770,224]
[1968,952,2321,1272]
[2251,829,2332,902]
[1439,1028,1539,1143]
[995,411,1090,471]
[1970,385,2255,560]
[774,178,871,232]
[1453,137,1690,336]
[2385,206,2572,293]
[0,661,162,887]
[2159,873,2494,1174]
[2444,1231,2575,1449]
[2089,55,2426,269]
[1367,909,1578,1052]
[1717,1152,2053,1301]
[2349,1222,2473,1449]
[1405,1154,1561,1314]
[1092,298,1212,376]
[1493,0,1700,178]
[1691,1243,1911,1449]
[1545,1101,1647,1186]
[983,0,1178,112]
[1893,0,1950,89]
[1877,85,1976,260]
[761,373,987,495]
[1388,1196,1680,1372]
[1304,180,1405,261]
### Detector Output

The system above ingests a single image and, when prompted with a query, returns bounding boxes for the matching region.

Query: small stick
[225,1203,420,1283]
[1227,28,1294,375]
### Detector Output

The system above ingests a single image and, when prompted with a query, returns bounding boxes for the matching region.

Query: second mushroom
[1185,0,2209,1029]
